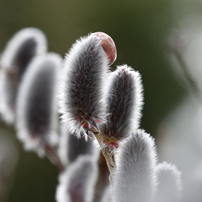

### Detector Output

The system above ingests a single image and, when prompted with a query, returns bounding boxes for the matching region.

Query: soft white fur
[16,53,62,154]
[112,130,158,202]
[58,34,109,137]
[103,65,143,139]
[56,155,98,202]
[0,28,47,124]
[155,162,182,202]
[0,28,47,70]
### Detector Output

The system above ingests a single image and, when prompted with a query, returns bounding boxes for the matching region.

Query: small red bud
[91,32,117,65]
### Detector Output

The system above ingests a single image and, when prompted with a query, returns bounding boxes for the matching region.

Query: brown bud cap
[91,32,117,65]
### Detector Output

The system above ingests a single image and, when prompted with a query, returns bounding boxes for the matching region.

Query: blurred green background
[0,0,198,201]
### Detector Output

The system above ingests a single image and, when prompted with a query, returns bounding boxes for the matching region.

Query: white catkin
[0,27,47,124]
[112,130,158,202]
[155,162,182,202]
[56,155,98,202]
[16,53,62,154]
[58,34,109,137]
[1,28,47,71]
[102,65,143,140]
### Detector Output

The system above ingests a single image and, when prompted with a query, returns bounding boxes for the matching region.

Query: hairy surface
[56,155,98,202]
[1,28,47,71]
[59,34,109,136]
[112,130,157,202]
[16,53,61,152]
[155,162,182,202]
[0,27,47,123]
[102,65,143,140]
[26,65,54,135]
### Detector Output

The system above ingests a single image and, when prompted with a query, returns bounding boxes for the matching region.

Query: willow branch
[42,140,65,172]
[90,130,116,182]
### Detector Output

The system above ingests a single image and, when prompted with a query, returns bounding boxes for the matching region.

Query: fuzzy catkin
[102,65,143,140]
[112,130,157,202]
[0,27,47,123]
[58,34,109,136]
[56,155,98,202]
[16,53,62,153]
[155,162,182,202]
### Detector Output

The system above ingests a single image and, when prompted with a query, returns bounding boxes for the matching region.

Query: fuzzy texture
[0,27,47,123]
[102,65,143,142]
[56,155,98,202]
[112,130,158,202]
[58,34,109,137]
[155,162,182,202]
[0,28,47,71]
[58,122,99,165]
[16,53,62,153]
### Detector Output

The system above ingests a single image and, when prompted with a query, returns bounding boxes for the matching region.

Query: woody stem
[91,131,116,182]
[42,140,65,172]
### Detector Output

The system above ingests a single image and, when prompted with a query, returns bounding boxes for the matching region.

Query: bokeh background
[0,0,201,201]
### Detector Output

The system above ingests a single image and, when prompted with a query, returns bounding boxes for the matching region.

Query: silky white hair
[56,155,98,202]
[112,130,158,202]
[58,34,109,137]
[0,27,47,124]
[155,162,182,202]
[102,65,143,140]
[16,53,62,154]
[1,28,47,70]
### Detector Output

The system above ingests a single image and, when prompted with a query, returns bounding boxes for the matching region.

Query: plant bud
[102,65,143,149]
[112,130,157,202]
[16,53,62,154]
[0,27,47,123]
[59,33,111,137]
[155,162,182,202]
[90,32,117,65]
[56,155,98,202]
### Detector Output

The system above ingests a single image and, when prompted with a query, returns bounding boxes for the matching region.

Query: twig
[90,130,116,181]
[43,141,65,172]
[93,151,109,202]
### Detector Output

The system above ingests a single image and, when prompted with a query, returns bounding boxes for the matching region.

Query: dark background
[0,0,196,201]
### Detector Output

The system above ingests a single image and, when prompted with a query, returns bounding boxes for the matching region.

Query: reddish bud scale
[103,141,119,151]
[79,116,100,136]
[90,32,117,66]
